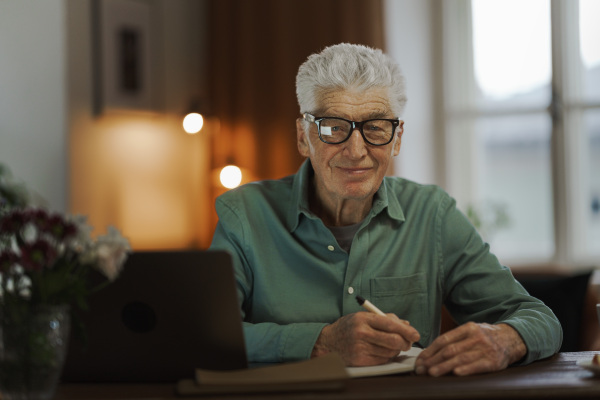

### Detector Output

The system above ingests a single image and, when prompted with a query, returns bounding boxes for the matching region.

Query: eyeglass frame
[302,113,401,146]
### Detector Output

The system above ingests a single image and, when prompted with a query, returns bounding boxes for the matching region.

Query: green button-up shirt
[210,160,562,364]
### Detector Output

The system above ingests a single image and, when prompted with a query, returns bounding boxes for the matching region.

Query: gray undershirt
[327,222,363,253]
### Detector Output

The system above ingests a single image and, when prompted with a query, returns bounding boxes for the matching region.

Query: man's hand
[415,322,527,376]
[311,312,421,366]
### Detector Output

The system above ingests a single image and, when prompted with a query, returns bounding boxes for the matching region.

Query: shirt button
[348,287,354,294]
[327,245,335,251]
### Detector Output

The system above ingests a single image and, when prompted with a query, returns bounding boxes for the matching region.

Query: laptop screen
[61,250,248,383]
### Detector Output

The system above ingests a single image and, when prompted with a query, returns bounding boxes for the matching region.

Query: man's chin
[339,184,377,201]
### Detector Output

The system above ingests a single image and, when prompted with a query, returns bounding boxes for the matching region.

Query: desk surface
[56,352,600,400]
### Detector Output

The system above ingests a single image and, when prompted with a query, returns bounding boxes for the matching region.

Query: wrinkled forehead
[313,87,394,119]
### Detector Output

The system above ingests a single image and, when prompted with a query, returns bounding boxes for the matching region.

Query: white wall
[385,0,441,187]
[0,0,67,212]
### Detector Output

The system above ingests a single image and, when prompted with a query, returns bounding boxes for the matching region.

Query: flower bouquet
[0,207,131,400]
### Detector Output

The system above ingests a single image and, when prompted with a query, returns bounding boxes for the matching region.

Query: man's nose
[344,128,368,158]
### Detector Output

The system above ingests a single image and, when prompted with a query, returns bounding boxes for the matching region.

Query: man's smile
[336,166,372,175]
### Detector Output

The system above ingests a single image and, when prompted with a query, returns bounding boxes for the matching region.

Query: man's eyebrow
[366,111,392,119]
[361,109,394,119]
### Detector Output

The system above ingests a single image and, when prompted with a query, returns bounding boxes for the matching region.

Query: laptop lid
[61,250,248,383]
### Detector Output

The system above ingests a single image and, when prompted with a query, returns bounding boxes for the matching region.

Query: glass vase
[0,304,70,400]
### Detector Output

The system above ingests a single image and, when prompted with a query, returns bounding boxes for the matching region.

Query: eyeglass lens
[319,118,394,145]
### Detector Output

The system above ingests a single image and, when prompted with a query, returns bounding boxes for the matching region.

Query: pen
[356,295,422,348]
[355,295,386,316]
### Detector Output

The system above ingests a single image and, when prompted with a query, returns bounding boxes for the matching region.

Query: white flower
[67,215,95,256]
[93,226,131,281]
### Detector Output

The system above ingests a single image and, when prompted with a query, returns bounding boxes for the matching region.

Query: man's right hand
[310,312,421,366]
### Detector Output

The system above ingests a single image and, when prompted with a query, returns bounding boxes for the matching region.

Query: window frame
[442,0,600,267]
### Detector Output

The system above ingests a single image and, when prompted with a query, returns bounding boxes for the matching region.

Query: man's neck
[309,181,373,227]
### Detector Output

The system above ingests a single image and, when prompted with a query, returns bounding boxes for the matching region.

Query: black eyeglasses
[303,113,400,146]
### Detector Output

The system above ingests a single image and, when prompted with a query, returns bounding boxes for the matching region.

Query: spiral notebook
[60,250,248,383]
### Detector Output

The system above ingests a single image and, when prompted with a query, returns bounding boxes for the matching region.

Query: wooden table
[56,352,600,400]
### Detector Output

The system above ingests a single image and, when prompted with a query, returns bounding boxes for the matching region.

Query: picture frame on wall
[92,0,159,115]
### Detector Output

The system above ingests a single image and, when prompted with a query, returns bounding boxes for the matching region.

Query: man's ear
[392,121,404,156]
[296,118,311,157]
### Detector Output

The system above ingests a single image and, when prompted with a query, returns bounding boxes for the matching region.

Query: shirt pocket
[370,273,430,343]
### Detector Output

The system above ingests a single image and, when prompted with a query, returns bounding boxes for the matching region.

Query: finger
[423,334,475,364]
[453,355,503,376]
[367,313,421,344]
[369,325,419,352]
[418,323,473,361]
[365,341,408,360]
[415,326,478,375]
[339,340,397,366]
[385,313,410,325]
[426,350,478,377]
[355,322,409,352]
[429,349,501,377]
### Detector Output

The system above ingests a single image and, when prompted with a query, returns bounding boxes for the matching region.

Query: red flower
[45,212,77,241]
[28,208,51,231]
[0,209,27,234]
[20,239,57,271]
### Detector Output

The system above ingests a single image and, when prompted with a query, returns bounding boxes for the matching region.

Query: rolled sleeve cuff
[501,317,563,365]
[280,322,329,361]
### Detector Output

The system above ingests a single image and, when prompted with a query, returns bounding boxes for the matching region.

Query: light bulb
[220,165,242,189]
[183,112,204,134]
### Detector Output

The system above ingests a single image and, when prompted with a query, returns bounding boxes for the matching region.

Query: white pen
[356,295,420,348]
[356,295,386,316]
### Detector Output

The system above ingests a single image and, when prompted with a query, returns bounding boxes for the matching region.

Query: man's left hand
[414,322,527,376]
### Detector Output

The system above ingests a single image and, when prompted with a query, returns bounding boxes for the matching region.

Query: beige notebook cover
[176,353,348,395]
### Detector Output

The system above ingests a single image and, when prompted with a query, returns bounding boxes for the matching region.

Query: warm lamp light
[183,112,204,134]
[220,165,242,189]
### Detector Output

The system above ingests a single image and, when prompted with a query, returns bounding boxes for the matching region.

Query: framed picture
[92,0,159,115]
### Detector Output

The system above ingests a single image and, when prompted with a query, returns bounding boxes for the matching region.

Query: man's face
[296,88,403,207]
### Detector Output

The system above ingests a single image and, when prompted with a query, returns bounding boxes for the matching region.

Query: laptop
[61,250,248,383]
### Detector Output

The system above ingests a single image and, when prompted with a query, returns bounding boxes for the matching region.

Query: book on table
[176,347,423,395]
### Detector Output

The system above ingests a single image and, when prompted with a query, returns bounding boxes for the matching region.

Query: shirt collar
[374,177,405,222]
[287,160,313,232]
[287,160,405,232]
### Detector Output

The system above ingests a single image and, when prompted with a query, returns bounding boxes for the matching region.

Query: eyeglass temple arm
[303,113,316,123]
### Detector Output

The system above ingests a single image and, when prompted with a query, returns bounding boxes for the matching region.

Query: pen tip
[355,295,365,305]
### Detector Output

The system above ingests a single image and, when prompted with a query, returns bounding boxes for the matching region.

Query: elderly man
[209,43,562,376]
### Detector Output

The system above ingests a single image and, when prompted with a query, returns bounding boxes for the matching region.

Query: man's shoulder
[384,176,448,199]
[383,177,457,225]
[216,175,295,207]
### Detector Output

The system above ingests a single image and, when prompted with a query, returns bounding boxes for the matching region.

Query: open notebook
[345,347,423,378]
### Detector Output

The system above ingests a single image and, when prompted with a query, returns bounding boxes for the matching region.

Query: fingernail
[415,366,426,375]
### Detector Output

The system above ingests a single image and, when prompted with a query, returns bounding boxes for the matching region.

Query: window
[579,0,600,258]
[443,0,600,265]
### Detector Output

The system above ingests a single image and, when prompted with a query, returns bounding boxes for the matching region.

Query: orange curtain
[207,0,385,230]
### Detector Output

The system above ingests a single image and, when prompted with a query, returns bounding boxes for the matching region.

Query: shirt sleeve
[209,198,328,363]
[437,194,563,364]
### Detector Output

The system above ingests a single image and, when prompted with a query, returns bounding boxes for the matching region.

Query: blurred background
[0,0,598,270]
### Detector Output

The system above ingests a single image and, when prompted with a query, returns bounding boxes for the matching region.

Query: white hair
[296,43,407,127]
